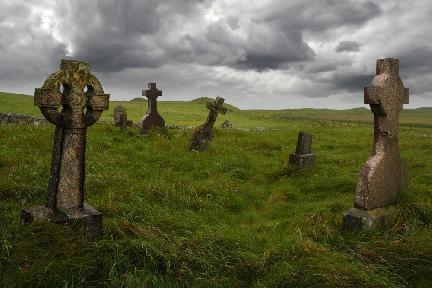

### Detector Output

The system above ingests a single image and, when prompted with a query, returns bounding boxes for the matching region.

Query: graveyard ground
[1,92,432,287]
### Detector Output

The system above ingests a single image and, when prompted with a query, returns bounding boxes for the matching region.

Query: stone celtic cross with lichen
[355,58,409,210]
[22,59,109,236]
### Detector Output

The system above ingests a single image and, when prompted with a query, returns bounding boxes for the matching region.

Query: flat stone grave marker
[22,59,109,236]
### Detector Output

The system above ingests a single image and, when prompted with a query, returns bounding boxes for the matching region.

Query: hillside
[2,92,432,128]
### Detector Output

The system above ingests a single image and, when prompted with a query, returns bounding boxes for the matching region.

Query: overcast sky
[0,0,431,109]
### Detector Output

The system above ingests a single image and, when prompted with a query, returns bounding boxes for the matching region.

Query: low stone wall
[0,113,280,132]
[0,113,48,125]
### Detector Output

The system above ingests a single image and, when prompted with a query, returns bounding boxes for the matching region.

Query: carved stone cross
[343,58,409,230]
[189,97,227,152]
[355,58,409,210]
[22,59,109,236]
[139,82,165,134]
[364,58,409,138]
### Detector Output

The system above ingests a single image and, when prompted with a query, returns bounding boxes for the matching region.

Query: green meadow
[1,92,432,287]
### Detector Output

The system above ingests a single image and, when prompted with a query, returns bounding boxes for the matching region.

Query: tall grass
[0,93,431,287]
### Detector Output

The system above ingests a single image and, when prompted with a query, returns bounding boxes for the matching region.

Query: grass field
[1,92,432,287]
[2,92,432,128]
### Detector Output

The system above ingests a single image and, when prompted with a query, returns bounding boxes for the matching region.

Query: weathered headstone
[189,97,227,152]
[289,132,315,168]
[113,105,128,130]
[220,119,232,129]
[343,58,409,230]
[139,82,165,134]
[21,59,109,236]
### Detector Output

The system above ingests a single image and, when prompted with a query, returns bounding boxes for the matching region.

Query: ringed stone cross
[139,82,165,134]
[22,59,109,236]
[343,58,409,230]
[189,97,227,152]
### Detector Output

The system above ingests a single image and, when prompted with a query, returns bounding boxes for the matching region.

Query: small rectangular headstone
[289,132,315,168]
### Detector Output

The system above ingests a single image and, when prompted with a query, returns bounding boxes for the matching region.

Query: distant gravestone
[189,97,227,152]
[220,120,232,129]
[343,58,409,230]
[139,83,165,134]
[113,105,128,130]
[289,132,315,168]
[21,59,109,236]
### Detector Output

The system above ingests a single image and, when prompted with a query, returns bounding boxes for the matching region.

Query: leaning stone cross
[188,97,227,152]
[22,59,109,236]
[343,58,409,230]
[139,82,165,134]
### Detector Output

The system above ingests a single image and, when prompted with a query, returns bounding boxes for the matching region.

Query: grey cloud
[1,0,432,109]
[52,0,379,72]
[0,1,66,81]
[239,27,315,70]
[336,41,361,52]
[55,0,213,72]
[397,46,432,95]
[397,46,432,74]
[176,20,246,66]
[261,0,381,32]
[332,73,372,92]
[177,19,314,70]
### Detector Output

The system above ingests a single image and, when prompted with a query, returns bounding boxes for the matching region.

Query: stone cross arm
[206,97,227,114]
[363,58,409,117]
[364,86,409,105]
[142,82,162,99]
[88,93,110,111]
[34,86,63,125]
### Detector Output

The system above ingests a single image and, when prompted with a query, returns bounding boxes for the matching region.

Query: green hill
[1,92,432,128]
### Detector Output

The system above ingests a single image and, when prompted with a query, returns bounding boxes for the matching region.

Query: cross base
[139,114,165,134]
[189,127,213,152]
[342,207,395,231]
[21,202,102,237]
[289,153,315,168]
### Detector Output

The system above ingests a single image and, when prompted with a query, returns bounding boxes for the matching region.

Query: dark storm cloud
[260,0,380,32]
[336,41,361,52]
[172,0,380,70]
[238,28,315,70]
[395,46,432,95]
[54,0,381,72]
[56,0,213,72]
[0,1,66,81]
[331,73,372,92]
[1,0,432,108]
[397,46,432,74]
